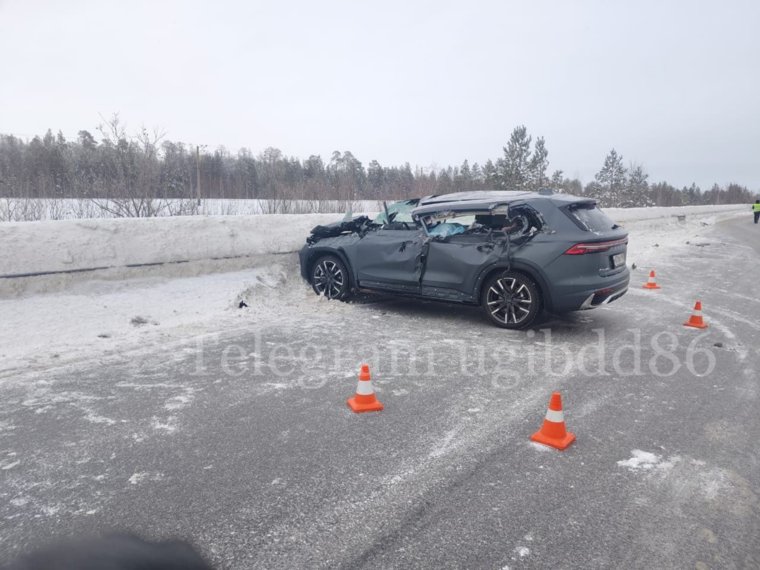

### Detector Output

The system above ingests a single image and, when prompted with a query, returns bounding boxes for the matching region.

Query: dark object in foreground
[2,534,214,570]
[238,300,249,308]
[299,191,630,329]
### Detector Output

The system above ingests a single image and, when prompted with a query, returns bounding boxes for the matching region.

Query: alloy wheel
[485,276,534,326]
[312,258,347,299]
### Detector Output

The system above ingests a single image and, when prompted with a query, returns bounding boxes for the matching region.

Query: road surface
[1,216,758,569]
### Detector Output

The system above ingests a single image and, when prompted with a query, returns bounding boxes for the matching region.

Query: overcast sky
[1,0,758,189]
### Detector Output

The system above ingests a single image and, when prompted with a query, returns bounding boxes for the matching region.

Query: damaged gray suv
[298,191,629,328]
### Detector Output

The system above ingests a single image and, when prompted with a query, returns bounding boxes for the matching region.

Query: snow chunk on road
[513,546,530,558]
[618,449,662,471]
[151,416,178,434]
[617,450,681,472]
[128,472,165,485]
[1,459,21,470]
[528,441,555,453]
[618,452,751,516]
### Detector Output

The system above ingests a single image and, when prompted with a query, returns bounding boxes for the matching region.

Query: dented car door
[353,228,425,293]
[421,234,506,302]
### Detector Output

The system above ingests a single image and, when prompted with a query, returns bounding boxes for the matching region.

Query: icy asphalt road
[1,217,759,569]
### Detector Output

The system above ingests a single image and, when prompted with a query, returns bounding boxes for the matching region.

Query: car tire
[310,255,351,301]
[481,271,541,329]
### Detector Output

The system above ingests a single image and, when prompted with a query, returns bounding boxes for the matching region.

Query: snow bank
[604,204,745,223]
[0,204,745,297]
[0,213,343,277]
[0,198,382,222]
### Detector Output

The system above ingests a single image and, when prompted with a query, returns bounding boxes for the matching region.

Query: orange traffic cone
[530,392,576,450]
[642,270,661,289]
[684,300,708,329]
[347,364,384,413]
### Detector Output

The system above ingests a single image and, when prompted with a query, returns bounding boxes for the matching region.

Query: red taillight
[564,237,628,255]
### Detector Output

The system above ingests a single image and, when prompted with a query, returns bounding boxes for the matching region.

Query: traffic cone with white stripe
[347,364,384,413]
[530,392,576,450]
[684,300,708,329]
[642,270,661,289]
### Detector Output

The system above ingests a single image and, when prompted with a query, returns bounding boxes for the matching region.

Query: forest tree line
[0,118,755,215]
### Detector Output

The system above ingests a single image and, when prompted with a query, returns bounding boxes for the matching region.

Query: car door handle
[477,243,495,252]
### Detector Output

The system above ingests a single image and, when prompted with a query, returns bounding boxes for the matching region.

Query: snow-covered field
[0,205,745,378]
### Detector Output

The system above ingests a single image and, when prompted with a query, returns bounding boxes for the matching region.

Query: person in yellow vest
[754,199,760,224]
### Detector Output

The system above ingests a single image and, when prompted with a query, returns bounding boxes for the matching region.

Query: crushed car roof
[418,191,531,205]
[412,190,592,217]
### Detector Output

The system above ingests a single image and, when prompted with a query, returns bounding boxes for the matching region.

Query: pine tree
[625,163,652,206]
[456,159,473,190]
[550,170,564,186]
[496,126,532,190]
[471,162,483,182]
[594,149,628,206]
[495,126,550,191]
[684,183,701,205]
[483,159,498,187]
[527,137,549,190]
[367,160,384,194]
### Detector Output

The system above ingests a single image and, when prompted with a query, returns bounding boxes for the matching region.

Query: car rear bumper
[551,269,630,312]
[578,282,629,309]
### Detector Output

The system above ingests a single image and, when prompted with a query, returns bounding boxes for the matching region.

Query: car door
[421,234,504,301]
[353,227,425,293]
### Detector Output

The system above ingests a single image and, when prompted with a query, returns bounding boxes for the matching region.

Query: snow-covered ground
[0,258,317,375]
[0,205,745,378]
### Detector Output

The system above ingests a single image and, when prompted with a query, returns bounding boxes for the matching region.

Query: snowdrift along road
[0,204,747,298]
[0,213,341,296]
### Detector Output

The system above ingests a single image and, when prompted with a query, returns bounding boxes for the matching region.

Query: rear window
[566,203,617,232]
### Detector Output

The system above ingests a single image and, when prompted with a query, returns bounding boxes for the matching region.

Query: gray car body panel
[299,191,630,313]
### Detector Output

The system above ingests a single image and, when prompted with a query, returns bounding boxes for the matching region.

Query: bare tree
[87,114,197,217]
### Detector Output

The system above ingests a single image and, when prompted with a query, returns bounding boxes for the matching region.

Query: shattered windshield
[374,200,417,225]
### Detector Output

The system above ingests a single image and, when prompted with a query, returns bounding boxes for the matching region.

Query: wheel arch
[304,247,356,289]
[474,261,552,311]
